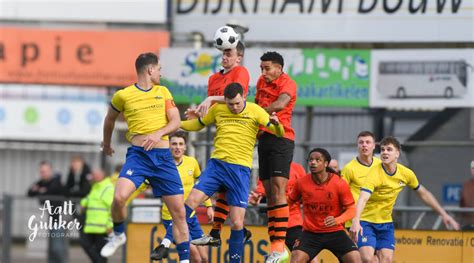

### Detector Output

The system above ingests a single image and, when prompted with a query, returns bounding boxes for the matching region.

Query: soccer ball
[213,26,240,51]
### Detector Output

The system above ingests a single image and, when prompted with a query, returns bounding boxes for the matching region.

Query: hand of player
[184,107,200,120]
[324,216,337,227]
[443,214,460,230]
[349,221,363,242]
[101,142,115,156]
[196,98,212,117]
[248,191,263,206]
[269,112,280,126]
[141,132,162,151]
[206,207,214,223]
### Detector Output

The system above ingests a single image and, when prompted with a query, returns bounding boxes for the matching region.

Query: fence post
[2,194,12,263]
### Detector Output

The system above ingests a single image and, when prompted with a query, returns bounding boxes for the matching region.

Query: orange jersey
[255,73,296,141]
[288,173,354,233]
[208,65,250,97]
[255,162,306,228]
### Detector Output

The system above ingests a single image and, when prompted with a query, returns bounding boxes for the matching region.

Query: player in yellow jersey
[151,131,214,262]
[100,53,190,262]
[181,83,284,263]
[350,136,460,263]
[341,131,381,230]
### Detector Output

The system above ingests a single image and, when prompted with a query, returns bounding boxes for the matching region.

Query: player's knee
[230,218,244,230]
[200,255,209,263]
[170,206,186,222]
[112,194,127,208]
[378,253,392,263]
[343,251,362,263]
[191,253,201,263]
[360,252,374,263]
[271,181,287,196]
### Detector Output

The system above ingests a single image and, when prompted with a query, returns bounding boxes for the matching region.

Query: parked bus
[377,60,470,98]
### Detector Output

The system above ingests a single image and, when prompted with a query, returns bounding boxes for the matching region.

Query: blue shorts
[119,146,183,197]
[194,158,251,208]
[163,215,204,240]
[358,221,395,250]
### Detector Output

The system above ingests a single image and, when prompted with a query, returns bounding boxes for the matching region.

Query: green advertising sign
[160,48,371,107]
[288,49,370,107]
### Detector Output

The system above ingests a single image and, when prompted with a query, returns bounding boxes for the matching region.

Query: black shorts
[293,230,358,260]
[258,132,294,180]
[286,225,302,250]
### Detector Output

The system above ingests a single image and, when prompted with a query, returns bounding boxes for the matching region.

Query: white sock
[161,238,172,248]
[179,260,189,263]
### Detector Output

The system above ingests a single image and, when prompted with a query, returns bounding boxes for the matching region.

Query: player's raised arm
[263,93,292,114]
[181,104,216,131]
[415,185,460,230]
[102,105,120,156]
[255,105,285,138]
[195,95,224,117]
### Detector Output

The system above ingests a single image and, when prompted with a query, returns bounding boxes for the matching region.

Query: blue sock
[164,222,174,242]
[229,229,244,263]
[185,204,194,220]
[176,241,190,261]
[113,222,124,235]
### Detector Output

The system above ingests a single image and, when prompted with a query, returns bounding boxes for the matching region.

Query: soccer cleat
[265,250,290,263]
[100,233,126,257]
[150,244,169,260]
[191,234,222,247]
[244,228,252,243]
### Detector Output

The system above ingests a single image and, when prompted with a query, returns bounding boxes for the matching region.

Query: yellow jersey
[110,84,175,142]
[360,163,420,223]
[161,155,212,220]
[181,102,284,168]
[341,157,382,227]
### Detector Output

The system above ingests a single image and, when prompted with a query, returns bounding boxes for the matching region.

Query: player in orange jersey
[289,148,361,263]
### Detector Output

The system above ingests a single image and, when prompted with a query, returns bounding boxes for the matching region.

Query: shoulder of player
[183,155,198,164]
[341,158,358,173]
[346,158,359,167]
[232,65,249,74]
[114,84,136,95]
[372,157,382,165]
[152,85,171,93]
[396,163,415,176]
[246,102,269,116]
[328,175,350,193]
[276,73,297,86]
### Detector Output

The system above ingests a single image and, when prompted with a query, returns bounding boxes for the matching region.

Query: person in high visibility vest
[79,169,114,263]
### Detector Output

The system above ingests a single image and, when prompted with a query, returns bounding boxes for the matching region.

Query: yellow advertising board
[127,224,338,263]
[393,230,474,263]
[127,224,473,263]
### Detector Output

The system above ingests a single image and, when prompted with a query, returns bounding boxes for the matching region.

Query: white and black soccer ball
[213,26,240,51]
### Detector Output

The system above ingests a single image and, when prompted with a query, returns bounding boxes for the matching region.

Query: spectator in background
[65,155,92,198]
[27,161,67,263]
[329,159,340,175]
[80,169,114,263]
[28,161,63,199]
[460,160,474,230]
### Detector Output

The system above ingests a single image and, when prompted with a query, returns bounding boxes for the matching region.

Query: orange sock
[271,204,288,252]
[267,207,276,242]
[211,192,229,232]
